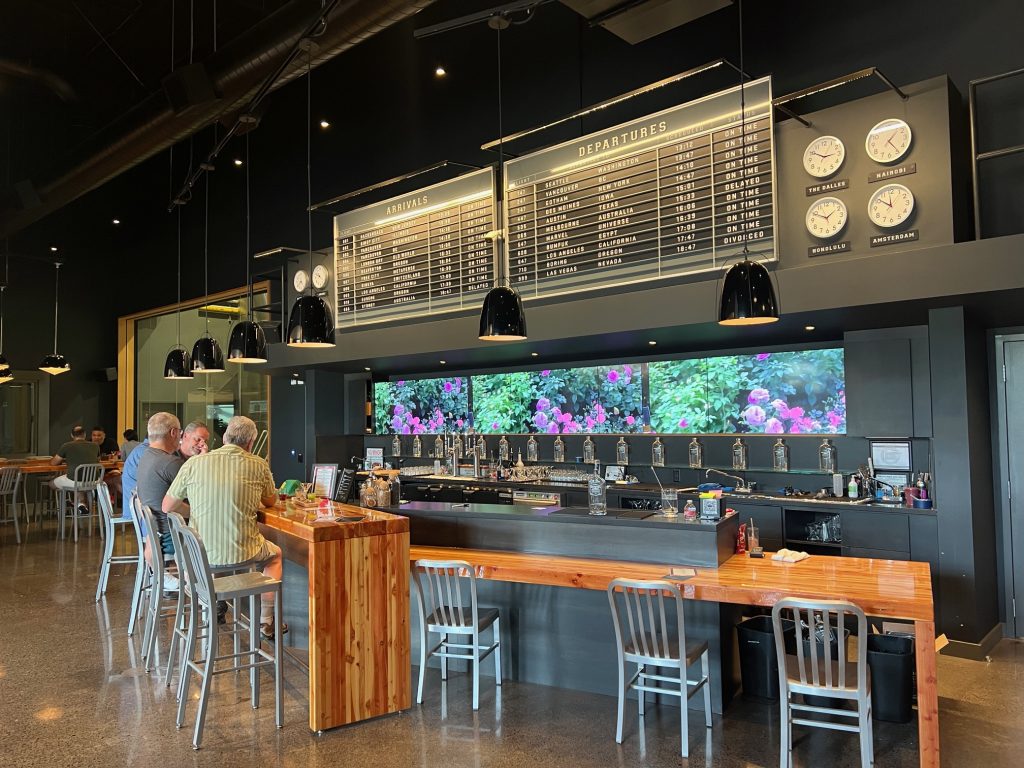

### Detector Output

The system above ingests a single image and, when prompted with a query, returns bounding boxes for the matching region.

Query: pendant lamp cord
[176,208,182,344]
[53,262,61,354]
[203,151,210,336]
[495,20,508,287]
[306,44,313,294]
[246,132,252,318]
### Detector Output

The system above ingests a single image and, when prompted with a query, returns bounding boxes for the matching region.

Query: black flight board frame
[503,76,776,299]
[333,168,496,327]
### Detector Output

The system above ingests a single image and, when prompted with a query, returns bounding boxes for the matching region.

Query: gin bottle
[772,438,790,472]
[587,461,607,516]
[616,436,629,465]
[583,435,595,464]
[553,434,565,463]
[819,438,837,473]
[732,437,748,471]
[434,435,443,458]
[651,436,665,467]
[391,434,401,457]
[688,437,703,469]
[453,434,463,460]
[412,434,422,458]
[498,435,510,462]
[476,434,487,459]
[526,435,539,462]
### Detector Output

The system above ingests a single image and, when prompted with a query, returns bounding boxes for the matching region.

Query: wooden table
[409,545,938,768]
[259,501,411,732]
[13,459,122,474]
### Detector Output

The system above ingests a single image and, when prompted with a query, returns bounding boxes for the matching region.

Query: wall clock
[868,183,915,228]
[312,264,330,290]
[802,135,846,178]
[293,269,309,293]
[865,118,912,163]
[805,196,849,239]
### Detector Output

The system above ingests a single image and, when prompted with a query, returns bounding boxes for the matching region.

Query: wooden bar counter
[258,501,411,732]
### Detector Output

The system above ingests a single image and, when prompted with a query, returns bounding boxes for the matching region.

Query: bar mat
[615,510,656,520]
[548,508,599,517]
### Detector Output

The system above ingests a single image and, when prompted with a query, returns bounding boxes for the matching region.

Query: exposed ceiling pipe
[0,0,434,237]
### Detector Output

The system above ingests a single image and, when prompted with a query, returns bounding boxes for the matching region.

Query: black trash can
[801,628,851,709]
[737,615,794,700]
[867,634,915,723]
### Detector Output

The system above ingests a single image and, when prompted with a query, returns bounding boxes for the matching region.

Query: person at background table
[91,426,120,459]
[137,412,184,591]
[179,420,210,458]
[120,428,141,460]
[163,415,286,638]
[50,425,101,513]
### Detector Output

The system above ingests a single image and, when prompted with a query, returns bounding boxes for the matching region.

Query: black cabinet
[842,511,910,553]
[729,502,784,551]
[845,338,914,436]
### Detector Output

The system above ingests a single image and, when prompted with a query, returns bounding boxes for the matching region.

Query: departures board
[333,168,496,327]
[503,76,776,298]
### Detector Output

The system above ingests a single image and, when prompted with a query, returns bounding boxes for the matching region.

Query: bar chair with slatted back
[412,559,501,710]
[94,483,143,602]
[126,490,149,636]
[772,597,873,768]
[59,463,105,542]
[138,503,180,670]
[0,466,22,544]
[171,513,283,749]
[607,577,712,758]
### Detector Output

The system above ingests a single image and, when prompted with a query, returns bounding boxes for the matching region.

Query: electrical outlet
[673,469,680,482]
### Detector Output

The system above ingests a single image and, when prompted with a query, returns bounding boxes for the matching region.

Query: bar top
[258,499,408,543]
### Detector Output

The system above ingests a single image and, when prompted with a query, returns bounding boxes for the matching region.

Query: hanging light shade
[228,319,268,363]
[718,258,779,326]
[479,284,527,341]
[191,334,225,373]
[39,262,70,375]
[286,295,335,347]
[0,353,10,375]
[163,345,193,379]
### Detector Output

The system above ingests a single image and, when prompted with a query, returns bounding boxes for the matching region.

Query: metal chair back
[608,577,685,665]
[96,483,116,537]
[128,490,147,555]
[172,514,218,609]
[72,462,105,489]
[772,597,868,693]
[138,503,166,588]
[412,559,479,632]
[0,465,21,496]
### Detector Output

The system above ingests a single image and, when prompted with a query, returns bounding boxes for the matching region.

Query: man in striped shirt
[162,415,285,638]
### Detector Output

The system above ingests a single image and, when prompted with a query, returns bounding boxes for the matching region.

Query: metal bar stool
[138,503,179,670]
[126,491,149,636]
[170,513,283,750]
[772,597,873,768]
[607,577,712,758]
[412,558,501,710]
[94,483,142,602]
[58,463,105,542]
[0,466,22,544]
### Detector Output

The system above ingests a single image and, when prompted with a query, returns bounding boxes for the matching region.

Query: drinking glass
[660,489,679,517]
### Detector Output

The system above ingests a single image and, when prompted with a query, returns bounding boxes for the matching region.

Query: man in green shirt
[51,425,101,512]
[163,415,285,638]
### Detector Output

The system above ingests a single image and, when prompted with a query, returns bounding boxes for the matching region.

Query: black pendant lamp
[39,261,70,375]
[286,46,335,348]
[164,207,194,379]
[191,169,225,373]
[228,134,268,363]
[717,0,779,327]
[479,15,527,342]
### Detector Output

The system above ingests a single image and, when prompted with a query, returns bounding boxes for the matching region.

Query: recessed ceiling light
[805,325,816,331]
[111,218,120,225]
[530,352,538,357]
[435,66,447,77]
[439,360,446,365]
[233,158,243,166]
[364,367,371,371]
[319,119,330,129]
[648,340,657,346]
[50,246,58,252]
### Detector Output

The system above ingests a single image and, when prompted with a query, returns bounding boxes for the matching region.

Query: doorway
[995,334,1024,637]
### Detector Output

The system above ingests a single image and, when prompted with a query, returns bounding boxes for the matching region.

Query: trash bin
[867,634,915,723]
[737,615,794,700]
[801,627,851,709]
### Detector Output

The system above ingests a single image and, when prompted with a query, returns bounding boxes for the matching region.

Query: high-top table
[408,544,938,768]
[257,501,411,732]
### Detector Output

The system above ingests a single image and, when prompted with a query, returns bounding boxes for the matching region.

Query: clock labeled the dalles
[293,269,309,293]
[868,183,915,228]
[805,196,849,239]
[802,135,846,178]
[865,118,912,163]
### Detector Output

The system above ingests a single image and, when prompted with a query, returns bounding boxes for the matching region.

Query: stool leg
[679,664,689,758]
[440,633,448,680]
[493,616,502,684]
[416,626,427,704]
[638,664,645,721]
[127,557,146,636]
[274,588,283,728]
[192,607,217,749]
[250,594,260,709]
[615,655,626,743]
[165,588,186,686]
[472,628,481,710]
[95,532,113,601]
[176,597,199,729]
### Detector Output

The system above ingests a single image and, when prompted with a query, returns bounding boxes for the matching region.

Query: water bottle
[588,461,607,516]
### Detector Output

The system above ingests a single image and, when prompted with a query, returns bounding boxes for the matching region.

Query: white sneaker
[162,573,180,592]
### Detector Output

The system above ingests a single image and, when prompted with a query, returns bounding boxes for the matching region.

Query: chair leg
[701,650,712,728]
[274,589,283,728]
[416,627,427,704]
[95,527,114,601]
[440,633,448,681]
[859,701,874,768]
[615,655,626,744]
[165,588,187,687]
[176,599,199,729]
[492,616,502,685]
[472,630,481,710]
[250,595,260,710]
[637,664,645,721]
[780,691,792,768]
[680,665,689,758]
[192,610,218,749]
[127,561,146,636]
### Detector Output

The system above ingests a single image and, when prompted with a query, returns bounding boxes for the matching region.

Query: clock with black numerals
[802,135,846,178]
[868,183,915,228]
[865,118,912,164]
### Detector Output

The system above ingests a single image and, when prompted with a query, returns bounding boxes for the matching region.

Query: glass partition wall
[119,287,271,452]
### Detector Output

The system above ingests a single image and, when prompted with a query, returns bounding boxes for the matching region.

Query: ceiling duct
[561,0,732,44]
[0,0,434,237]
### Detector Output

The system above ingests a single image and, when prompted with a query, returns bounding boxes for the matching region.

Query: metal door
[999,338,1024,636]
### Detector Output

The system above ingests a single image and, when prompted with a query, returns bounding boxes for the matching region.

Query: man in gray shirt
[136,412,185,589]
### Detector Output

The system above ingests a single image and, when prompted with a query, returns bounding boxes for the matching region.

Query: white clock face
[805,196,848,239]
[868,183,915,228]
[293,269,309,293]
[865,118,912,163]
[802,135,846,178]
[312,264,330,290]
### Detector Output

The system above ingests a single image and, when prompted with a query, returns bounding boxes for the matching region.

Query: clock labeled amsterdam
[868,183,915,228]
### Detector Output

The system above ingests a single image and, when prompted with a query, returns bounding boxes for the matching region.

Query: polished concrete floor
[1,523,1022,767]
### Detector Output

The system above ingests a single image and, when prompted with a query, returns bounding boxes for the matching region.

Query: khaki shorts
[212,538,281,572]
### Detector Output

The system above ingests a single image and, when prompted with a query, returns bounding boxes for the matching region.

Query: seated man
[50,425,101,513]
[136,412,184,591]
[91,426,120,458]
[163,415,285,638]
[179,420,211,458]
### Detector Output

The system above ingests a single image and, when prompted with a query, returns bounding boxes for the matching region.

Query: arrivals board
[333,168,495,327]
[503,77,776,298]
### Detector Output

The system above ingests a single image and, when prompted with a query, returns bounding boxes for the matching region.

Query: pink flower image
[597,411,607,424]
[787,406,805,420]
[625,415,635,425]
[586,416,596,429]
[491,422,499,430]
[534,412,549,429]
[443,381,453,393]
[771,398,788,413]
[541,370,551,377]
[391,416,402,431]
[607,370,620,383]
[547,422,560,434]
[396,381,405,387]
[536,397,551,412]
[394,404,404,415]
[765,418,784,434]
[560,412,573,424]
[456,418,463,428]
[747,388,770,404]
[827,411,843,428]
[401,425,411,434]
[743,405,766,426]
[678,417,689,429]
[789,421,803,434]
[756,353,771,361]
